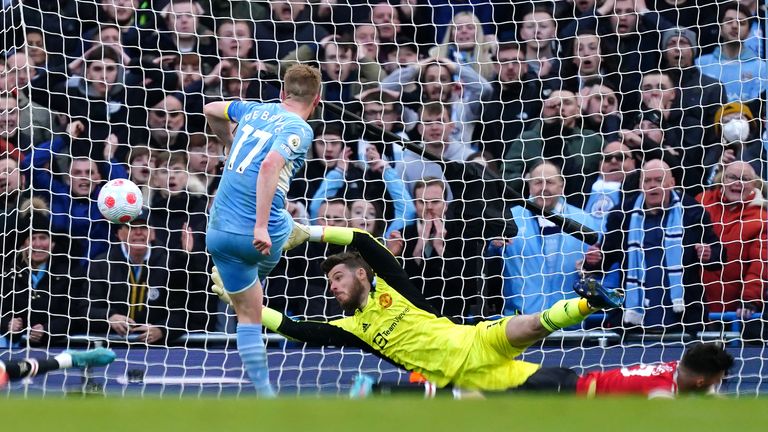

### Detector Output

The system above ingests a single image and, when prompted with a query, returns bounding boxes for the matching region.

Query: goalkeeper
[213,225,623,391]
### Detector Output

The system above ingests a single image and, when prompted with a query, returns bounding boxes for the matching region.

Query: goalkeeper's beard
[334,278,368,314]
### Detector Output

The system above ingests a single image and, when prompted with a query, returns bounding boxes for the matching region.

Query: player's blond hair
[283,64,322,105]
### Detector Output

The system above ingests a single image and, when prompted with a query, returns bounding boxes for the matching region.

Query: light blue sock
[237,323,276,397]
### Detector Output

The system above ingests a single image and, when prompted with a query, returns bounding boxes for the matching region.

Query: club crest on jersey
[379,293,393,309]
[288,134,301,150]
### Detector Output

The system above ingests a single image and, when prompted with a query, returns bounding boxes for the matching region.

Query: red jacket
[697,188,768,312]
[0,137,22,162]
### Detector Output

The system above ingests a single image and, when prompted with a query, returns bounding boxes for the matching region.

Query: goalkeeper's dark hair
[321,251,374,284]
[680,342,735,376]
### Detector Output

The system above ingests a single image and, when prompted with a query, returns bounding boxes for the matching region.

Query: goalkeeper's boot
[572,277,624,309]
[68,348,117,368]
[349,373,375,399]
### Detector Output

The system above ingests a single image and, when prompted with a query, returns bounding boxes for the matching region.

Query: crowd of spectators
[0,0,766,346]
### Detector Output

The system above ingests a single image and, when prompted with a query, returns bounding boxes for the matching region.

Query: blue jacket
[488,200,601,315]
[22,136,128,262]
[697,46,768,101]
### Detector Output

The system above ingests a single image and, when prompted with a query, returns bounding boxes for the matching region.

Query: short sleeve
[271,124,313,162]
[226,100,250,122]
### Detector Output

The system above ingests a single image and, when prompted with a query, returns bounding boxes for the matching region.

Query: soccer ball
[98,179,143,223]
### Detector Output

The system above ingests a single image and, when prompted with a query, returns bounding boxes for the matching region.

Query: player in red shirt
[574,342,733,398]
[358,343,734,399]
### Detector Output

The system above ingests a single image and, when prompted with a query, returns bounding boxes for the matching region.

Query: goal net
[1,0,765,396]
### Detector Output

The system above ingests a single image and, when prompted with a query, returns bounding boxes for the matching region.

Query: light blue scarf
[625,190,685,317]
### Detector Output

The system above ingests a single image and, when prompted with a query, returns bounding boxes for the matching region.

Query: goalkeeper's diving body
[0,348,116,389]
[213,225,624,392]
[203,64,322,396]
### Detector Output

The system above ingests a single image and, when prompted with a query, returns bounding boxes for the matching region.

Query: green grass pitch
[1,396,766,432]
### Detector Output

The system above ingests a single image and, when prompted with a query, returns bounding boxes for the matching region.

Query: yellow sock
[539,298,594,332]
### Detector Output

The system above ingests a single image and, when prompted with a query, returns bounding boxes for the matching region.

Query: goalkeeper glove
[283,221,311,251]
[210,266,232,306]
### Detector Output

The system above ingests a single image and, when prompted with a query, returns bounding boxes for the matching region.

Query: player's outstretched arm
[211,271,369,349]
[203,101,235,148]
[305,226,440,314]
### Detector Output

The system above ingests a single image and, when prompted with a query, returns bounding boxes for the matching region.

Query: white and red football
[97,178,144,224]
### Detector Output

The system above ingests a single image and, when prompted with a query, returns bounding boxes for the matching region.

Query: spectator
[488,162,601,315]
[620,71,708,189]
[387,177,468,319]
[429,11,496,80]
[93,0,157,58]
[560,0,675,112]
[22,120,129,260]
[186,133,214,192]
[307,136,415,238]
[37,45,130,145]
[85,209,188,343]
[584,141,639,222]
[381,56,492,145]
[75,23,135,72]
[697,161,767,321]
[560,30,619,95]
[736,0,766,59]
[355,87,408,164]
[415,0,494,46]
[473,42,541,160]
[0,92,24,162]
[148,151,207,254]
[371,1,405,45]
[126,145,153,204]
[661,27,727,170]
[696,2,768,102]
[1,210,86,346]
[502,90,603,208]
[579,79,622,141]
[254,0,329,67]
[315,198,348,227]
[0,155,29,264]
[156,0,217,67]
[584,159,723,333]
[518,6,561,95]
[709,101,766,182]
[383,37,422,73]
[290,122,351,206]
[400,103,474,195]
[315,35,379,104]
[353,22,380,65]
[145,94,189,151]
[3,53,53,148]
[648,0,720,52]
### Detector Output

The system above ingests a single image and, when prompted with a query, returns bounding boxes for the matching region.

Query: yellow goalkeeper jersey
[271,229,540,390]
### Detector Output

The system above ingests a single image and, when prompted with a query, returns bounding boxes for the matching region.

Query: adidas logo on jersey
[362,323,370,332]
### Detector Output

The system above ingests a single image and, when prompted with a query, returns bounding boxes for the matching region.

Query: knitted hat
[714,101,755,136]
[661,27,699,58]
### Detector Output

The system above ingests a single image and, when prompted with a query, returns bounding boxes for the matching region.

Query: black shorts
[514,367,579,393]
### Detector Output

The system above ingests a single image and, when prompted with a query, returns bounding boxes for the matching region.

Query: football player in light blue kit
[203,64,322,396]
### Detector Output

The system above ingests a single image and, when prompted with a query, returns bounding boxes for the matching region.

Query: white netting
[0,0,765,396]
